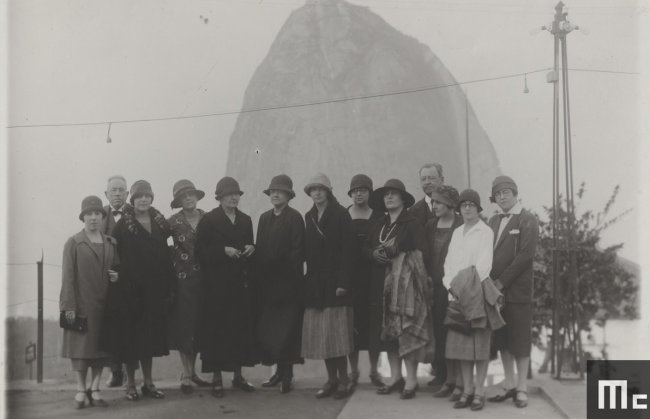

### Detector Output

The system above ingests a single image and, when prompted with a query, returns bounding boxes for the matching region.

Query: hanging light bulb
[106,122,113,143]
[523,73,530,94]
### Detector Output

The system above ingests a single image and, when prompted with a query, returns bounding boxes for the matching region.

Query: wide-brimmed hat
[369,179,416,211]
[304,173,332,196]
[215,176,244,200]
[130,180,154,205]
[348,174,373,196]
[263,174,295,199]
[457,189,482,213]
[430,185,460,209]
[170,179,205,209]
[79,195,107,221]
[490,175,518,203]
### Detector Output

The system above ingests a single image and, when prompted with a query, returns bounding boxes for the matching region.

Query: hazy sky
[3,0,647,320]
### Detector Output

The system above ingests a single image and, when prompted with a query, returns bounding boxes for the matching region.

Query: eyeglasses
[494,189,514,198]
[460,202,477,209]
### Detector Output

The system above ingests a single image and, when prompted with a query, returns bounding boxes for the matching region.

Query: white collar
[498,201,522,216]
[111,205,125,212]
[425,195,432,205]
[462,218,489,235]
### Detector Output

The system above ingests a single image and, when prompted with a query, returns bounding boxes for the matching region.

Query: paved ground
[5,376,573,419]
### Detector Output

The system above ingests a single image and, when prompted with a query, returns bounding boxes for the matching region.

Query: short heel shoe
[487,387,516,402]
[376,378,405,395]
[262,373,281,388]
[471,395,485,411]
[515,390,528,408]
[453,393,474,409]
[141,385,165,399]
[333,381,351,400]
[400,384,418,400]
[232,376,255,392]
[369,371,385,387]
[432,383,455,398]
[448,386,464,402]
[316,381,338,399]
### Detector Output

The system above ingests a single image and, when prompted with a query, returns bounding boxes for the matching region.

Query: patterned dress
[167,209,205,354]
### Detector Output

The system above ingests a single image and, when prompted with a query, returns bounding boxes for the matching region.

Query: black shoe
[262,373,282,388]
[333,381,351,399]
[280,378,293,394]
[316,381,338,399]
[191,375,211,388]
[349,370,360,391]
[432,383,455,398]
[369,371,385,387]
[487,387,516,402]
[449,386,464,402]
[376,378,405,395]
[141,384,165,399]
[427,376,445,387]
[232,376,255,392]
[453,393,474,409]
[471,395,486,411]
[211,382,224,398]
[106,370,124,388]
[400,385,418,400]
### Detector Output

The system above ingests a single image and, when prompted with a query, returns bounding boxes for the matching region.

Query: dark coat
[425,213,464,288]
[102,207,176,361]
[256,206,305,306]
[488,208,539,303]
[61,231,119,359]
[303,201,355,309]
[255,206,305,364]
[195,206,258,371]
[409,197,433,226]
[102,204,129,235]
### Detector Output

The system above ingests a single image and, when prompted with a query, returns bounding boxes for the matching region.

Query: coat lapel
[494,214,520,250]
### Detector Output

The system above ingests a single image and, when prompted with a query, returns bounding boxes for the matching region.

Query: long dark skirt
[167,274,202,354]
[258,303,304,365]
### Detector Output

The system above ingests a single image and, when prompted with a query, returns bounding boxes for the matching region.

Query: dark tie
[499,213,512,219]
[112,210,122,216]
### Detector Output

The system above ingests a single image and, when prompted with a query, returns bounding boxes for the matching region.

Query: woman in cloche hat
[105,180,176,402]
[256,174,305,393]
[166,180,210,394]
[301,173,356,400]
[195,177,258,397]
[60,196,119,409]
[346,174,385,389]
[366,179,433,401]
[442,189,498,411]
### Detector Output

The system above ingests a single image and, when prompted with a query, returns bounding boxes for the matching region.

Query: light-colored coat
[60,230,118,359]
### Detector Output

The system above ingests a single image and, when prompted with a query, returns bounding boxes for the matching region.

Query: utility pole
[36,251,43,383]
[465,88,471,189]
[544,1,581,380]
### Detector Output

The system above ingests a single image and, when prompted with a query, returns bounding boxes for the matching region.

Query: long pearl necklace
[378,222,397,244]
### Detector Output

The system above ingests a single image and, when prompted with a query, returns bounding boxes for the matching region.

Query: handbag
[59,312,88,333]
[443,300,472,335]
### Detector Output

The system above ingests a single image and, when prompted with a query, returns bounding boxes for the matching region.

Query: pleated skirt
[301,307,354,359]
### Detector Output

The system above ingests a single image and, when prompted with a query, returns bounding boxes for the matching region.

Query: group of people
[60,163,538,413]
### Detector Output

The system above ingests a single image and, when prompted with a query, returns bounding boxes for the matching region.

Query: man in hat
[102,175,130,388]
[409,163,444,226]
[486,175,539,409]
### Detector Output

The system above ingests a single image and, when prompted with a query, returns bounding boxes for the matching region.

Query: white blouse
[442,219,494,289]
